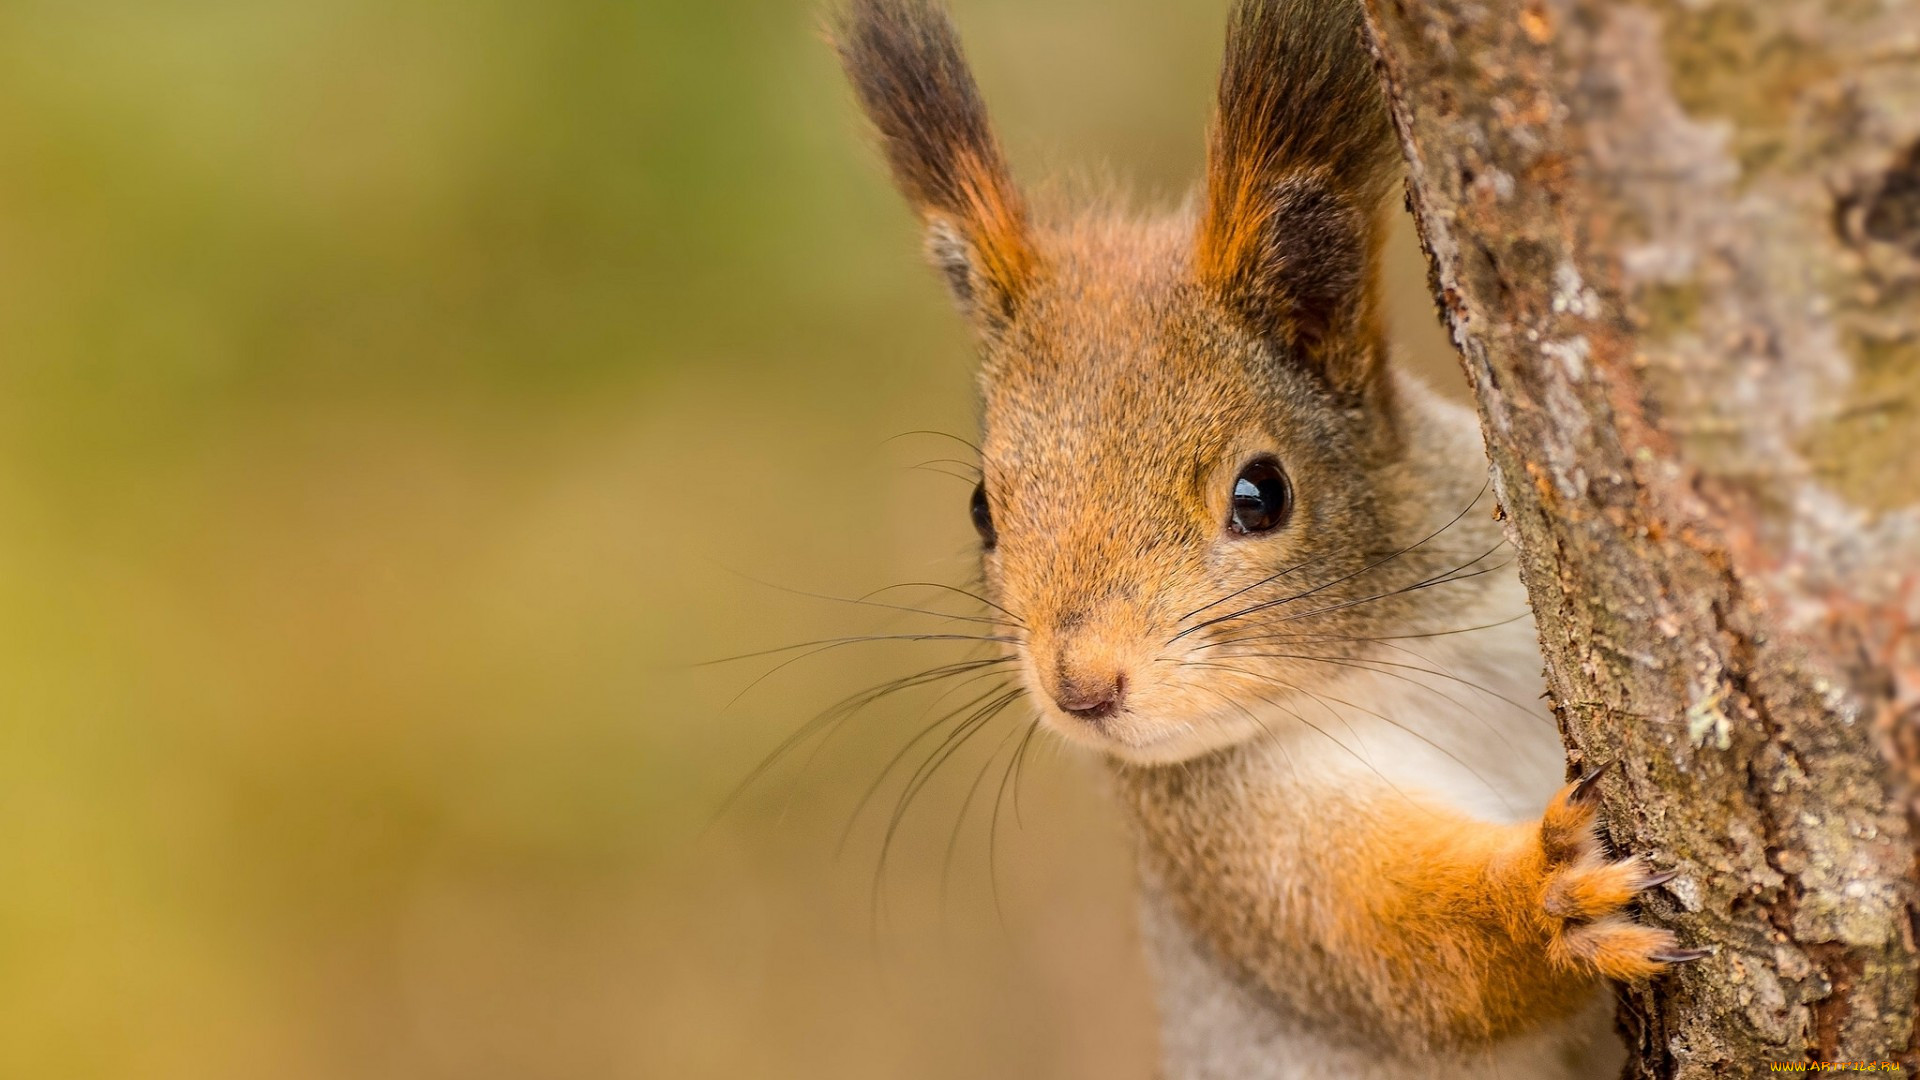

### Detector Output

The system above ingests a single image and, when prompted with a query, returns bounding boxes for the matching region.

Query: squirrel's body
[834,1,1695,1074]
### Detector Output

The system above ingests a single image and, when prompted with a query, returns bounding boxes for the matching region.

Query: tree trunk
[1359,0,1920,1073]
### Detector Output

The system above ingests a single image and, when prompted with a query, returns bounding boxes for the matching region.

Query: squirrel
[833,0,1701,1076]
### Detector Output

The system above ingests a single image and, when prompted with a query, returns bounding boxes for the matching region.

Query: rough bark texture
[1360,0,1920,1074]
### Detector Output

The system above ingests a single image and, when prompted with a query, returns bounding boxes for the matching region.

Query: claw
[1638,868,1681,890]
[1570,760,1617,804]
[1650,947,1711,964]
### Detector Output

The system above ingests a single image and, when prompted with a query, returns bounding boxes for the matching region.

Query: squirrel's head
[839,0,1473,764]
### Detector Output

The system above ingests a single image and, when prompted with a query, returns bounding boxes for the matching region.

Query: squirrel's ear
[835,0,1034,331]
[1196,0,1400,400]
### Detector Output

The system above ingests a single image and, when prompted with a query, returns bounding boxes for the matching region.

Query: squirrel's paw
[1532,763,1705,981]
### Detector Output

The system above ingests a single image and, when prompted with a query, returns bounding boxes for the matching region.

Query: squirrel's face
[971,222,1404,763]
[838,0,1417,762]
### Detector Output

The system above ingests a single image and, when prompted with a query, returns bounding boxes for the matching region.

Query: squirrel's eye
[970,481,997,550]
[1228,458,1292,536]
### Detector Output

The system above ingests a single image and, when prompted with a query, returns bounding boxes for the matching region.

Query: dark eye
[970,481,997,549]
[1228,458,1292,536]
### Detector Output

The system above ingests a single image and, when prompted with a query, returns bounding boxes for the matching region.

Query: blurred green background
[0,1,1454,1076]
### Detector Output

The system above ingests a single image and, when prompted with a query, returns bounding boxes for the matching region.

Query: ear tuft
[835,0,1035,326]
[1197,0,1400,396]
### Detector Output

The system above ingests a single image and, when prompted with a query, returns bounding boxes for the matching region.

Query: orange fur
[1121,765,1684,1052]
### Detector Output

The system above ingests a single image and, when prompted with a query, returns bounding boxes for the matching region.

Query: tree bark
[1360,0,1920,1074]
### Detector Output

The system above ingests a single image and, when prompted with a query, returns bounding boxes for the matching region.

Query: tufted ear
[835,0,1035,332]
[1196,0,1401,400]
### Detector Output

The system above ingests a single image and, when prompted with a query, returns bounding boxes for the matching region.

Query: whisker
[1372,636,1546,718]
[864,581,1026,628]
[1180,666,1335,763]
[883,429,983,457]
[712,656,1017,831]
[1230,647,1541,726]
[1009,709,1042,828]
[915,457,983,476]
[1277,669,1516,815]
[712,566,1010,628]
[1175,548,1344,625]
[1189,539,1506,645]
[887,686,1027,850]
[1170,482,1492,644]
[1367,652,1540,736]
[910,463,979,485]
[1183,680,1300,783]
[1181,660,1481,810]
[989,716,1042,929]
[1211,612,1531,650]
[942,722,1024,916]
[872,687,1026,929]
[783,661,1019,824]
[709,632,1018,715]
[1200,550,1511,650]
[835,677,1019,856]
[1278,671,1372,754]
[703,631,1021,669]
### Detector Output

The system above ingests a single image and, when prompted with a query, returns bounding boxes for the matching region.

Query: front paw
[1533,763,1706,980]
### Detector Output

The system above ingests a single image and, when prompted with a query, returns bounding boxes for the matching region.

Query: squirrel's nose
[1053,672,1126,722]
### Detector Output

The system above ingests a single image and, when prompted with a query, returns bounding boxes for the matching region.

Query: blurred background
[0,1,1456,1076]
